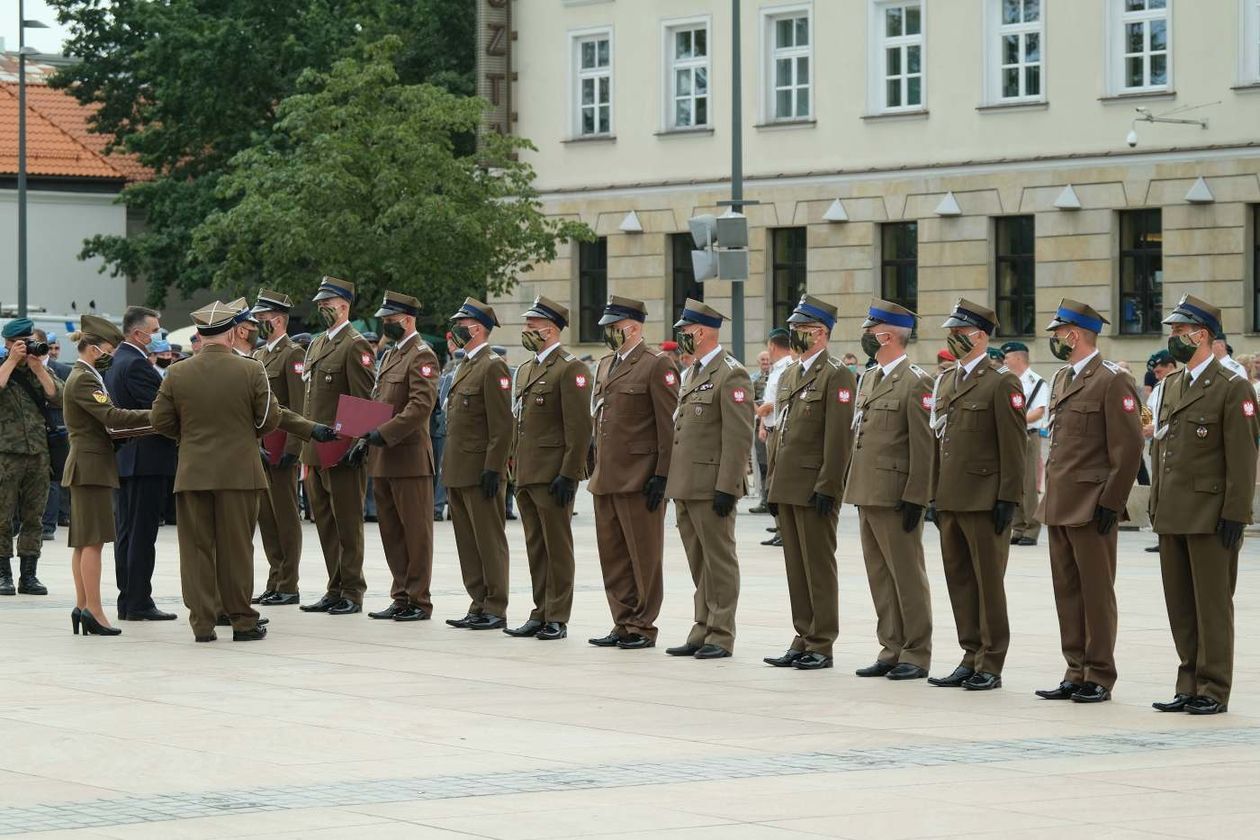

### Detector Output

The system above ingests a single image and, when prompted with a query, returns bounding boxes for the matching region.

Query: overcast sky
[1,1,74,55]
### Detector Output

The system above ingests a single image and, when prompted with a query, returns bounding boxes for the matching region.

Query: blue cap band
[527,301,567,328]
[1055,306,1103,333]
[867,307,915,329]
[318,282,354,302]
[602,304,646,323]
[455,306,495,331]
[795,301,836,330]
[680,307,722,329]
[1177,301,1221,337]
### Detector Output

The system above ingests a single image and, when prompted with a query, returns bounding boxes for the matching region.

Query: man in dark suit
[105,306,177,621]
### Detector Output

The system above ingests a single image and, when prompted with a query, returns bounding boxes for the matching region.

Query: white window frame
[869,0,926,114]
[1107,0,1172,94]
[570,27,614,138]
[983,0,1045,104]
[662,16,713,131]
[760,3,814,123]
[1240,0,1260,84]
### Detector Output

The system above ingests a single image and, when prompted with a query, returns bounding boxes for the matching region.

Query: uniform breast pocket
[1063,400,1100,436]
[381,372,406,392]
[959,402,990,431]
[872,397,901,429]
[616,383,650,415]
[454,387,484,416]
[687,391,717,422]
[1188,415,1219,447]
[795,389,823,422]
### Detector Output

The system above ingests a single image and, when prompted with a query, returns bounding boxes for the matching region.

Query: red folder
[315,395,394,468]
[261,430,287,466]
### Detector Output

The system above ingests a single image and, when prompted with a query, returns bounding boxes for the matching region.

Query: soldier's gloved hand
[992,500,1017,535]
[1093,505,1118,535]
[897,500,924,533]
[1217,518,1245,550]
[365,430,386,447]
[343,439,369,468]
[480,469,501,499]
[767,502,779,517]
[259,447,270,469]
[712,491,736,518]
[277,452,299,469]
[642,475,667,512]
[549,474,578,507]
[311,423,338,442]
[809,492,835,517]
[925,502,939,529]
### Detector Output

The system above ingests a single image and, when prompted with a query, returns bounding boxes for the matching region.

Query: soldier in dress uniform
[587,295,679,650]
[1034,299,1143,704]
[762,295,856,671]
[927,298,1026,691]
[1149,294,1259,715]
[298,277,377,616]
[845,299,934,680]
[664,299,754,659]
[503,296,593,641]
[442,298,514,630]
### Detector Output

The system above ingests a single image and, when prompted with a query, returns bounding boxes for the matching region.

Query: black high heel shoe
[80,608,122,637]
[71,607,82,635]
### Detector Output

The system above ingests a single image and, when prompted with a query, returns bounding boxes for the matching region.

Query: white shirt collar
[265,334,287,352]
[326,320,350,339]
[121,341,149,357]
[536,342,561,364]
[1189,354,1213,383]
[395,332,418,351]
[618,338,643,361]
[880,355,907,377]
[76,358,106,388]
[1072,349,1100,377]
[697,344,724,370]
[800,350,824,372]
[464,342,487,360]
[771,355,792,372]
[959,353,987,377]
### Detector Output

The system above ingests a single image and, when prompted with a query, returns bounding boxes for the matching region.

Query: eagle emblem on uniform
[293,362,305,375]
[664,371,677,387]
[1010,392,1025,409]
[575,374,588,388]
[732,388,746,403]
[360,352,373,367]
[499,377,511,390]
[421,364,433,377]
[1122,395,1136,413]
[92,390,109,404]
[920,393,933,411]
[837,388,852,403]
[1245,400,1256,418]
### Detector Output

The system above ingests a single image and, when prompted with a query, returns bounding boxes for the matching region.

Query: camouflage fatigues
[0,367,60,558]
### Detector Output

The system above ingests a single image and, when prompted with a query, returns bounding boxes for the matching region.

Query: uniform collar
[464,342,488,360]
[536,342,561,365]
[697,344,724,369]
[1071,349,1100,378]
[265,334,288,352]
[880,355,906,377]
[959,353,986,377]
[1188,354,1213,383]
[326,320,350,339]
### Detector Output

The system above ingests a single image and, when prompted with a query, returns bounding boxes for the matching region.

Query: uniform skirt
[68,485,116,548]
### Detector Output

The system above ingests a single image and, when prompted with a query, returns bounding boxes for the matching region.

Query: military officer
[928,298,1026,691]
[845,299,934,680]
[1034,299,1143,704]
[298,276,377,616]
[664,300,754,659]
[503,296,593,641]
[442,298,514,630]
[1149,294,1258,715]
[587,296,679,650]
[763,295,856,671]
[1002,341,1049,547]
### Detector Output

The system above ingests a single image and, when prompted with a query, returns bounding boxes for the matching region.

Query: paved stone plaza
[1,497,1257,839]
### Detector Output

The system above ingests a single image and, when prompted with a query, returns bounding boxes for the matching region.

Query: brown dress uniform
[766,295,856,665]
[665,306,754,655]
[845,301,935,673]
[367,294,440,616]
[930,299,1026,685]
[443,299,514,622]
[300,277,376,609]
[589,296,679,645]
[1149,295,1259,710]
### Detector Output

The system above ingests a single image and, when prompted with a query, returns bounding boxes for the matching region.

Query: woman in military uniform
[62,315,152,636]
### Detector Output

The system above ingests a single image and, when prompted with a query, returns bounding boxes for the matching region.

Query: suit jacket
[929,358,1026,512]
[1037,355,1143,527]
[665,350,755,501]
[1149,358,1260,534]
[511,345,593,486]
[367,335,439,478]
[62,362,150,489]
[766,349,856,507]
[441,345,513,488]
[254,335,307,458]
[105,342,176,477]
[844,358,934,509]
[151,344,282,492]
[588,341,680,495]
[298,324,376,466]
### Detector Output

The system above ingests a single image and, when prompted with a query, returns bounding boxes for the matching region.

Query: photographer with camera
[0,319,63,596]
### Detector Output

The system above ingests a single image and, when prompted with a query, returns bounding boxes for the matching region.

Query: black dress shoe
[666,643,702,657]
[588,632,624,647]
[369,603,405,620]
[793,652,834,670]
[394,605,429,622]
[328,599,362,615]
[1185,695,1227,715]
[695,644,731,659]
[446,613,476,628]
[761,535,783,546]
[763,650,804,667]
[617,633,655,649]
[1071,682,1111,703]
[504,619,544,637]
[251,590,276,605]
[928,665,976,687]
[855,660,896,677]
[1152,693,1194,712]
[886,663,929,680]
[536,622,567,640]
[261,592,300,606]
[1035,681,1082,700]
[233,625,268,641]
[466,614,506,630]
[216,614,269,627]
[123,608,177,621]
[962,671,1002,691]
[300,595,339,613]
[1015,537,1037,547]
[195,632,217,643]
[434,511,444,522]
[1144,545,1161,553]
[1009,535,1022,545]
[766,526,779,533]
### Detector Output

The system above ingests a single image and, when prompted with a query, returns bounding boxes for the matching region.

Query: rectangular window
[574,31,612,136]
[667,23,710,129]
[1115,0,1170,92]
[881,222,919,317]
[1242,0,1260,84]
[1253,206,1260,332]
[995,216,1036,337]
[670,234,704,336]
[767,11,811,120]
[578,238,608,344]
[993,0,1043,101]
[770,228,808,329]
[875,1,924,111]
[1118,209,1163,335]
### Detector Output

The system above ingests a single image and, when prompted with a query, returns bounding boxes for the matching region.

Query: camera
[22,339,50,357]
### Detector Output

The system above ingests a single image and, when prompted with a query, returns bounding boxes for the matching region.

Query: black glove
[767,502,779,517]
[712,491,736,518]
[366,429,386,447]
[311,423,338,443]
[992,500,1017,535]
[926,502,939,530]
[1094,505,1118,535]
[1218,518,1245,550]
[480,469,501,499]
[277,452,299,469]
[643,475,667,512]
[809,492,835,517]
[259,447,270,469]
[548,474,578,507]
[343,439,369,468]
[897,500,924,533]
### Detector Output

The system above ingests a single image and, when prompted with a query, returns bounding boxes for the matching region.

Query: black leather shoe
[536,622,567,640]
[760,535,783,546]
[394,605,429,622]
[251,590,276,605]
[123,608,177,621]
[1015,537,1037,546]
[1035,681,1082,700]
[1009,535,1022,545]
[467,614,506,630]
[1185,695,1227,715]
[962,671,1002,691]
[855,661,895,677]
[300,595,339,613]
[233,626,268,641]
[327,600,362,615]
[261,592,300,606]
[195,632,217,643]
[793,652,834,670]
[216,614,269,627]
[504,619,544,637]
[886,663,929,680]
[616,633,655,649]
[695,644,731,659]
[369,603,405,620]
[446,613,475,628]
[666,643,702,657]
[928,665,976,687]
[1144,545,1161,553]
[588,632,624,647]
[1071,682,1111,703]
[1152,693,1194,712]
[763,650,804,667]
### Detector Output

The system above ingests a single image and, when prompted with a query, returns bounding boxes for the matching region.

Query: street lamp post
[729,0,744,361]
[17,1,49,319]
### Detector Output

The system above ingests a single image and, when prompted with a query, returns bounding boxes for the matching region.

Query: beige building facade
[485,0,1260,374]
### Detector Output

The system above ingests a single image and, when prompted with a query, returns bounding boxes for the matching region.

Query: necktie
[689,361,702,382]
[869,368,884,387]
[610,354,622,374]
[1063,367,1075,388]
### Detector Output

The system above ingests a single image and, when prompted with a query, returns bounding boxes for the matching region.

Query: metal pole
[729,0,744,361]
[17,0,29,318]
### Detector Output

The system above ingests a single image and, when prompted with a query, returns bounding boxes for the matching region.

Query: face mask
[946,331,977,360]
[676,330,697,356]
[257,319,274,340]
[1049,335,1073,361]
[789,328,815,353]
[93,352,113,373]
[521,329,547,353]
[860,332,883,359]
[155,357,172,369]
[1167,332,1199,364]
[383,322,406,342]
[318,306,338,329]
[450,325,473,348]
[603,325,627,352]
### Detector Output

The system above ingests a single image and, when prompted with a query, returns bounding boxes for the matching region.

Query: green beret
[999,341,1029,355]
[2,318,35,339]
[768,328,790,340]
[986,347,1006,361]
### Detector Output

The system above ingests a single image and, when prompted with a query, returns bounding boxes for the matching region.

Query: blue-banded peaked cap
[673,298,726,329]
[450,297,499,330]
[941,297,998,335]
[1161,294,1221,338]
[787,294,838,330]
[598,295,647,326]
[861,298,917,330]
[521,295,569,329]
[1046,298,1109,334]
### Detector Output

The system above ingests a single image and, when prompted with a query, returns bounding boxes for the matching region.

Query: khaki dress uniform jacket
[254,335,307,594]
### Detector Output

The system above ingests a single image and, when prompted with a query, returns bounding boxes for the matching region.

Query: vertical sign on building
[477,0,514,144]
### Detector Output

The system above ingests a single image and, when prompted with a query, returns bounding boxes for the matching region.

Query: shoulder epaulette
[908,363,930,379]
[563,352,577,362]
[997,365,1010,374]
[827,357,842,369]
[1100,360,1124,374]
[724,355,742,370]
[1224,370,1242,382]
